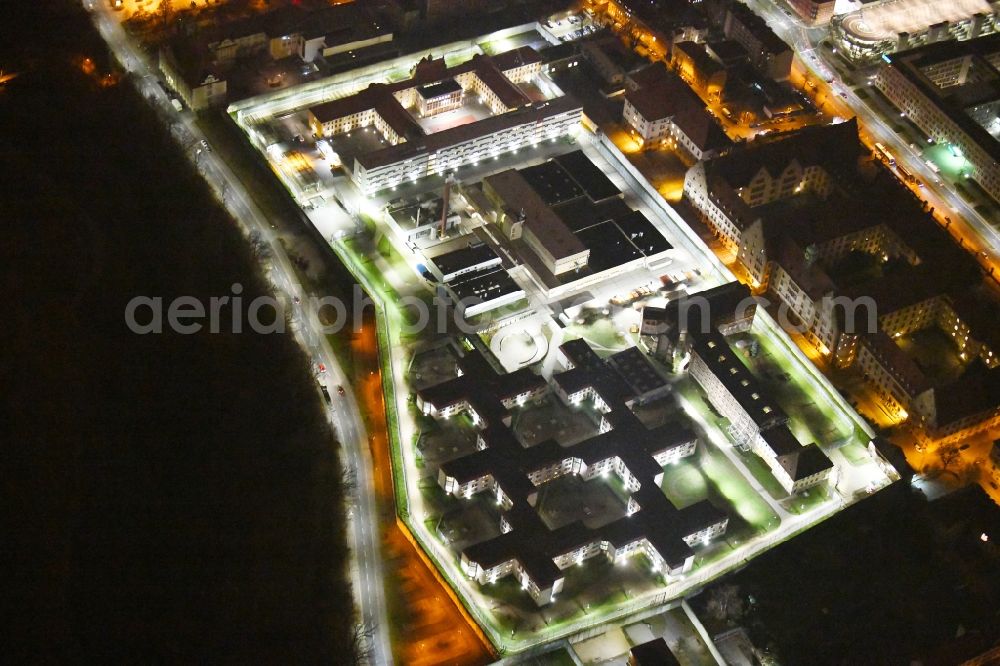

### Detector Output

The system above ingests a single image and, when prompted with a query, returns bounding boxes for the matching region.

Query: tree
[706,584,746,626]
[349,621,376,666]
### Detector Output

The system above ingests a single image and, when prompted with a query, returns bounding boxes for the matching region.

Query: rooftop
[625,69,732,153]
[884,33,1000,165]
[311,47,546,165]
[355,95,582,170]
[165,1,390,86]
[692,331,788,430]
[641,282,756,340]
[933,360,1000,428]
[484,169,588,262]
[519,160,585,205]
[706,39,749,66]
[704,118,864,189]
[449,268,522,305]
[726,0,791,55]
[863,331,933,398]
[838,0,992,43]
[628,62,673,90]
[673,41,726,78]
[417,79,462,100]
[779,441,834,481]
[553,149,621,201]
[430,243,501,280]
[310,83,425,141]
[630,638,681,666]
[424,342,727,591]
[492,46,544,71]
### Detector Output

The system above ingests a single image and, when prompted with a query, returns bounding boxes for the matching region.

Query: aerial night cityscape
[8,0,1000,664]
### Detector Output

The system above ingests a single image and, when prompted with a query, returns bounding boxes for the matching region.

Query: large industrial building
[381,148,677,315]
[875,33,1000,204]
[467,151,675,300]
[416,339,728,606]
[832,0,1000,64]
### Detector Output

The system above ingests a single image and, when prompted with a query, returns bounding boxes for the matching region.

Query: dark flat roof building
[630,637,681,666]
[417,79,462,100]
[418,341,727,604]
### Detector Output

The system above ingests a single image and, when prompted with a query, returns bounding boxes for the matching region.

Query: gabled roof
[672,101,733,153]
[861,332,932,398]
[492,46,543,71]
[704,119,863,189]
[673,41,726,78]
[627,62,671,90]
[777,442,833,481]
[932,360,1000,428]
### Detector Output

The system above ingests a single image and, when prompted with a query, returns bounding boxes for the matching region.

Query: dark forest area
[2,2,354,661]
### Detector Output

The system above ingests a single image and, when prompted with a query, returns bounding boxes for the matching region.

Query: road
[84,3,393,664]
[748,0,1000,274]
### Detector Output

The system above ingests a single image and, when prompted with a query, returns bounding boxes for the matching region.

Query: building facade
[875,35,1000,203]
[833,0,1000,64]
[786,0,835,26]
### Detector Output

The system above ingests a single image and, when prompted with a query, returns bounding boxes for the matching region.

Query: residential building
[688,331,833,494]
[875,33,1000,203]
[416,79,464,117]
[159,41,227,111]
[623,64,732,159]
[710,0,793,81]
[581,39,628,86]
[640,281,757,365]
[159,1,393,110]
[590,0,711,54]
[683,121,1000,442]
[671,41,728,100]
[307,48,566,195]
[641,285,834,494]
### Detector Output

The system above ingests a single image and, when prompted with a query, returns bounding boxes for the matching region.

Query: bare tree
[350,620,376,666]
[341,461,357,495]
[706,584,746,625]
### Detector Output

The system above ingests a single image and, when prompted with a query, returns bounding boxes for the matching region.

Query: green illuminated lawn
[698,447,780,533]
[731,447,787,500]
[743,326,860,449]
[782,483,832,515]
[565,319,629,352]
[659,461,708,509]
[839,440,871,466]
[924,143,971,180]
